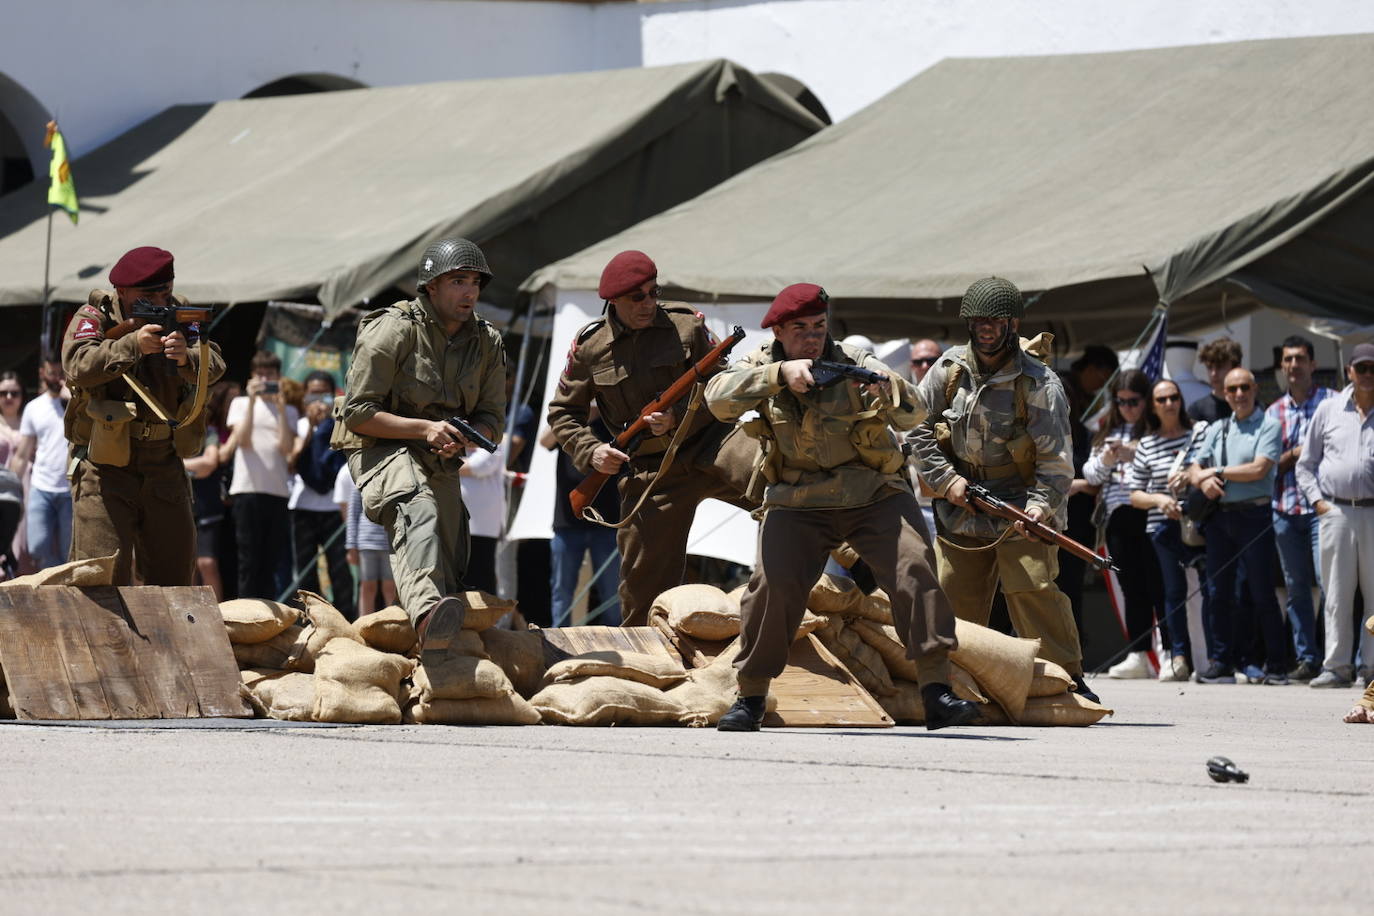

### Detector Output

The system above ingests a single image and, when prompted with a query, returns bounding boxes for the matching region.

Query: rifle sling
[119,338,210,429]
[580,382,706,530]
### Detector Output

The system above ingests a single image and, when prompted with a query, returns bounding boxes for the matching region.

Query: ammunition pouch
[172,410,209,459]
[848,414,905,474]
[1004,430,1037,486]
[85,399,138,467]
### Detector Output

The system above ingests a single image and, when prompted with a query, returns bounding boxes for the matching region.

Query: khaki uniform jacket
[910,344,1073,538]
[62,290,226,460]
[547,304,723,474]
[704,338,918,509]
[333,293,506,488]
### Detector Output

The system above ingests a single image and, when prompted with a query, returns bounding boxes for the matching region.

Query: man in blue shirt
[1185,367,1287,684]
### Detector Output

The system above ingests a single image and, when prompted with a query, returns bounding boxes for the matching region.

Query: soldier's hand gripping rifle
[966,482,1118,571]
[809,359,886,390]
[569,325,747,518]
[106,300,214,375]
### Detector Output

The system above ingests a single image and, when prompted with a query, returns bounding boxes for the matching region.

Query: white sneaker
[1310,670,1353,689]
[1159,654,1191,682]
[1108,651,1153,679]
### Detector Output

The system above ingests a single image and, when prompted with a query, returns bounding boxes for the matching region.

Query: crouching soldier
[703,283,976,731]
[333,238,506,663]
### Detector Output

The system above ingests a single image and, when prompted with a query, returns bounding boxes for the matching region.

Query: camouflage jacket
[62,290,225,460]
[704,338,918,510]
[333,293,506,487]
[547,303,726,474]
[910,343,1072,538]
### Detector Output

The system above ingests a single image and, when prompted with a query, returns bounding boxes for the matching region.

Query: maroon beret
[762,283,829,329]
[109,246,174,288]
[598,250,657,300]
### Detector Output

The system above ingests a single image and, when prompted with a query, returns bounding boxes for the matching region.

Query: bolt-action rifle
[569,325,747,519]
[965,482,1117,571]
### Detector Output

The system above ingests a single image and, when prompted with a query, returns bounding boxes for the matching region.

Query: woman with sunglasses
[1129,379,1202,681]
[0,371,30,577]
[1083,369,1163,678]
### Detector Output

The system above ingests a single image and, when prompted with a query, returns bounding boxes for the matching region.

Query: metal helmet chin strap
[966,319,1015,357]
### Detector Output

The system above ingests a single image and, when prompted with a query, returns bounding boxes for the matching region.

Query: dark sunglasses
[1225,383,1253,394]
[1354,362,1374,375]
[1114,396,1143,408]
[910,357,937,367]
[0,390,20,398]
[624,285,661,303]
[1153,393,1182,404]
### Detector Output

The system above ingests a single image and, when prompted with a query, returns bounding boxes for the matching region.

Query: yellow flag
[43,120,78,225]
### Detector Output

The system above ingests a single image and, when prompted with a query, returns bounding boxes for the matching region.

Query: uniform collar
[606,305,671,340]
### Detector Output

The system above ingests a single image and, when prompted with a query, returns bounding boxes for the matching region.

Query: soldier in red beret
[60,246,225,585]
[546,251,758,626]
[704,283,975,731]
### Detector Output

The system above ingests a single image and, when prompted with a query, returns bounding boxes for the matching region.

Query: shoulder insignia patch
[71,316,101,341]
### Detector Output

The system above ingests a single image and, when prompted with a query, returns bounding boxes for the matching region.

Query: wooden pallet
[0,586,251,721]
[767,634,893,728]
[538,625,679,667]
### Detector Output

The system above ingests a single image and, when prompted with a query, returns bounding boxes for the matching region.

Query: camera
[263,381,280,394]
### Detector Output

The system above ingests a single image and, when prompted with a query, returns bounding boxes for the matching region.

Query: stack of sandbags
[351,606,418,655]
[0,553,117,588]
[531,649,693,726]
[404,628,541,725]
[804,577,1112,726]
[649,584,741,642]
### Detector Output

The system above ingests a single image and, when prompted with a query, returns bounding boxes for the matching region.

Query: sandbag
[531,676,691,726]
[0,676,12,719]
[352,606,417,654]
[1365,614,1374,637]
[951,665,989,705]
[458,591,518,631]
[795,611,827,637]
[665,642,741,726]
[651,584,740,640]
[1017,692,1113,727]
[404,693,541,726]
[976,703,1010,726]
[726,583,748,611]
[246,671,315,721]
[544,651,688,690]
[0,553,117,588]
[479,628,546,698]
[819,619,896,697]
[949,619,1039,722]
[806,574,863,614]
[298,590,365,665]
[849,619,918,681]
[850,589,894,626]
[232,624,311,672]
[313,678,402,725]
[219,598,300,645]
[314,637,416,697]
[239,667,280,690]
[1029,659,1074,698]
[414,656,513,701]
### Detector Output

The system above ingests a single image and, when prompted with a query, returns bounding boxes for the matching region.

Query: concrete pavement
[0,677,1369,915]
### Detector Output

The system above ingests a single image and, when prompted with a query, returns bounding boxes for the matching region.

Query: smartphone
[263,381,280,394]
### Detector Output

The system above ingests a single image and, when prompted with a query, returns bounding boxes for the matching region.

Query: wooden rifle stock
[966,483,1117,571]
[569,325,747,518]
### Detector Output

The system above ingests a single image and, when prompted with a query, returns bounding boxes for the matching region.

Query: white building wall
[641,0,1374,122]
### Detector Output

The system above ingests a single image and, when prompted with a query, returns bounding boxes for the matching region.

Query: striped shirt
[334,465,391,553]
[1130,427,1204,532]
[1082,424,1141,518]
[1266,386,1334,515]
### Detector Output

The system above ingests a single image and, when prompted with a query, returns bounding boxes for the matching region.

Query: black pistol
[448,416,497,452]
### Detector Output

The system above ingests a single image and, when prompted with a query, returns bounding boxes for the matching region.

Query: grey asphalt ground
[0,677,1368,916]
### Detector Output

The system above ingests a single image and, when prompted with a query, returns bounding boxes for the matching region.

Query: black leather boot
[1071,675,1100,704]
[921,684,979,731]
[717,695,767,731]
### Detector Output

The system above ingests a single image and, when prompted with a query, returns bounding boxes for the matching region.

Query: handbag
[1179,419,1228,546]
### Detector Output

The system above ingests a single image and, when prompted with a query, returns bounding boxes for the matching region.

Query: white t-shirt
[461,438,508,539]
[226,396,299,498]
[20,394,69,493]
[289,417,341,512]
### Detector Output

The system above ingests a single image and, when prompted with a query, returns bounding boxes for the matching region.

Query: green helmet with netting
[959,276,1024,320]
[417,238,492,292]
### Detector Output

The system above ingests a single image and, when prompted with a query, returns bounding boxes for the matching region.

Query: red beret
[598,250,657,300]
[109,246,174,288]
[762,283,829,329]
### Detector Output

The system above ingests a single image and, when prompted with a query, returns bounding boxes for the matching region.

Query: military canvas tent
[525,35,1374,350]
[0,60,823,318]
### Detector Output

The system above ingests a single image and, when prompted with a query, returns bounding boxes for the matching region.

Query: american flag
[1136,309,1169,382]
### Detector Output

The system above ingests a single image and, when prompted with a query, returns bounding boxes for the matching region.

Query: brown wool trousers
[70,444,196,587]
[735,491,957,696]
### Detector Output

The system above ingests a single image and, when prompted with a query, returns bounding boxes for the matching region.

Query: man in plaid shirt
[1267,335,1335,681]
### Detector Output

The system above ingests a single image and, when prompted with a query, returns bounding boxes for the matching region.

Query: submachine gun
[809,359,886,390]
[965,482,1118,572]
[106,299,214,375]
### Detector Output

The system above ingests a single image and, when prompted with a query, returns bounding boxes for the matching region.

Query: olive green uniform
[547,304,757,626]
[704,339,957,696]
[909,343,1085,675]
[62,290,225,586]
[333,293,506,624]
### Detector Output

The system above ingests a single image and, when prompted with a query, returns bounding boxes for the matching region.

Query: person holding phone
[226,350,297,599]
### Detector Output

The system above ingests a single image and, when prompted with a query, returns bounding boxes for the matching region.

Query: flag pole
[41,208,54,356]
